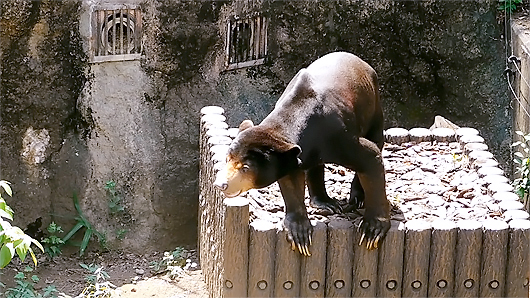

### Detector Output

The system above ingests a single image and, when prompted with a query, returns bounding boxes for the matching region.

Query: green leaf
[14,272,25,279]
[43,285,58,297]
[73,193,83,216]
[0,181,12,197]
[15,241,28,262]
[29,248,38,268]
[30,237,43,252]
[62,222,85,243]
[0,201,13,220]
[515,152,525,158]
[31,275,39,283]
[0,243,15,268]
[0,208,13,221]
[80,229,93,256]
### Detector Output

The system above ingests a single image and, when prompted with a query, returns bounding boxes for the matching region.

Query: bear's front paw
[358,215,390,250]
[283,213,313,256]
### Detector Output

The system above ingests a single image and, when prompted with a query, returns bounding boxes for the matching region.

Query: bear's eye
[241,165,250,173]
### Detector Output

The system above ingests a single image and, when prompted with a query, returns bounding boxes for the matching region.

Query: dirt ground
[0,247,208,298]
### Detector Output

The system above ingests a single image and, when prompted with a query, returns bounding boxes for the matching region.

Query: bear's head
[215,120,301,197]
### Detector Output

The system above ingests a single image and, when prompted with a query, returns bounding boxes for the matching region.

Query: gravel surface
[241,141,528,227]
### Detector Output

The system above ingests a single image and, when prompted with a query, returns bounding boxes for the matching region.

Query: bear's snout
[214,181,228,191]
[214,171,229,191]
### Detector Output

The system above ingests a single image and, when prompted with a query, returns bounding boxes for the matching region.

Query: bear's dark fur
[216,52,390,255]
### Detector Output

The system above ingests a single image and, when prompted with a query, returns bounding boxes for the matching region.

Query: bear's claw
[358,216,390,250]
[284,213,313,256]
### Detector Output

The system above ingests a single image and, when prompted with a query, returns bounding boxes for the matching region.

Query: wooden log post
[468,150,494,163]
[488,183,514,196]
[300,221,327,298]
[493,191,524,202]
[503,209,530,221]
[455,127,479,141]
[472,158,499,170]
[199,106,227,295]
[428,220,457,297]
[463,142,488,155]
[248,219,276,298]
[477,166,504,178]
[402,219,432,298]
[385,128,410,145]
[454,220,483,297]
[506,219,530,297]
[409,128,432,143]
[377,220,405,298]
[209,135,232,298]
[274,230,301,297]
[480,220,510,298]
[459,134,485,147]
[432,127,456,143]
[325,218,354,297]
[482,175,509,186]
[353,222,379,297]
[499,200,525,212]
[223,197,250,298]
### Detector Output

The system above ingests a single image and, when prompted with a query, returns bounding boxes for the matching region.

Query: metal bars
[226,15,268,70]
[91,7,142,63]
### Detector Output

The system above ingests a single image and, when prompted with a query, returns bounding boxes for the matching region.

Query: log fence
[199,106,530,298]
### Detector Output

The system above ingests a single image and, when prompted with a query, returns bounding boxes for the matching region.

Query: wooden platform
[198,106,530,298]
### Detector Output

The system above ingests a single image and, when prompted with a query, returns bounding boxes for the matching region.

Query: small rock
[135,268,145,275]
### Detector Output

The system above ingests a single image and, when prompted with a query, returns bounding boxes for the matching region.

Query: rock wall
[0,0,511,252]
[1,0,90,240]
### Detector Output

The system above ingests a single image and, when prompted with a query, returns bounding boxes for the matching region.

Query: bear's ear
[239,120,254,132]
[286,145,302,166]
[291,70,315,99]
[286,144,301,157]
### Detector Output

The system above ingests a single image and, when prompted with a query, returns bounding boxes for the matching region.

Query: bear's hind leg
[306,164,342,215]
[344,174,365,212]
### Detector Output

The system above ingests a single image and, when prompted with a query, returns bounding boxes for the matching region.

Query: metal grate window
[90,7,142,63]
[226,15,268,70]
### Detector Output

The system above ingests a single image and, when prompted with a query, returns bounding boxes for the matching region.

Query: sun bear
[215,52,390,255]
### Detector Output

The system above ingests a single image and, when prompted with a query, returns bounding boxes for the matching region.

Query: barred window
[90,7,142,63]
[226,15,268,70]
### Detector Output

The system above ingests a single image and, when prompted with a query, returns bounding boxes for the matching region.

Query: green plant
[4,266,58,298]
[104,181,124,215]
[79,263,110,284]
[512,130,530,209]
[41,222,64,258]
[149,247,187,279]
[115,229,128,240]
[498,0,522,12]
[62,194,106,256]
[0,181,44,268]
[77,263,115,297]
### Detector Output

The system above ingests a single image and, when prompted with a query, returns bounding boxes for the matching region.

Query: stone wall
[1,0,90,242]
[0,0,511,252]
